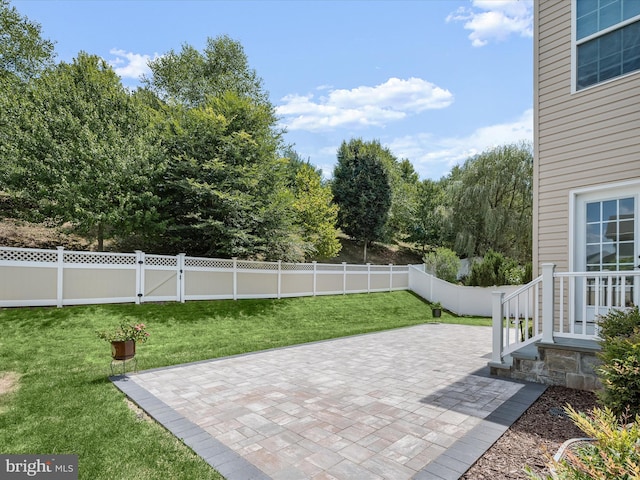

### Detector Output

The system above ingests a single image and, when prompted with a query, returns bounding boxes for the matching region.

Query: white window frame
[571,0,640,93]
[569,179,640,272]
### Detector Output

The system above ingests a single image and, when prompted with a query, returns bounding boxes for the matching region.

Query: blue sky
[13,0,533,180]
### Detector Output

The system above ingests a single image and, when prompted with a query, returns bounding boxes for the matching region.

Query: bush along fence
[0,246,410,308]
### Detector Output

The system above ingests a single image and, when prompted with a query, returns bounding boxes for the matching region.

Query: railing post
[56,246,64,308]
[389,263,393,291]
[491,291,505,364]
[542,263,556,343]
[367,263,371,293]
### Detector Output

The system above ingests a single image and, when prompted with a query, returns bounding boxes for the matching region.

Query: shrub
[598,305,640,338]
[527,406,640,480]
[597,306,640,416]
[466,250,525,286]
[423,247,460,283]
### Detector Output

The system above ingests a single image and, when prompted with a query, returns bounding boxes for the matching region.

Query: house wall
[534,0,640,274]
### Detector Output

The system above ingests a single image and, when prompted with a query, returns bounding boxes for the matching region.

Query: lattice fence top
[237,261,279,270]
[281,263,314,271]
[185,258,234,269]
[145,255,178,267]
[0,248,57,263]
[0,247,411,272]
[64,251,137,265]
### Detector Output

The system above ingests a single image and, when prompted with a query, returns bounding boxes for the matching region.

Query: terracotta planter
[111,340,136,360]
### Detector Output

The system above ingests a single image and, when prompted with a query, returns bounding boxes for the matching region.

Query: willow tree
[448,142,533,263]
[332,139,392,263]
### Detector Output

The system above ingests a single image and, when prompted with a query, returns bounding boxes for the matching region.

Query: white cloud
[389,108,533,179]
[108,49,159,80]
[277,77,453,132]
[447,0,533,47]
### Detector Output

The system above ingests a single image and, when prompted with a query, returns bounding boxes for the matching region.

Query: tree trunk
[97,222,104,252]
[363,240,368,264]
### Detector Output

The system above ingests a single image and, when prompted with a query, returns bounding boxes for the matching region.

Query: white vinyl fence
[408,265,523,317]
[0,246,522,316]
[0,246,409,308]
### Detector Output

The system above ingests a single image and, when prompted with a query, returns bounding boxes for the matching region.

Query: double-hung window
[575,0,640,90]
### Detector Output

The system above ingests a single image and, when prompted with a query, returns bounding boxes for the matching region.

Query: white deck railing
[491,264,638,365]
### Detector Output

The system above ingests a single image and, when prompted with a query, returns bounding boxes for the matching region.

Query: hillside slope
[0,220,423,265]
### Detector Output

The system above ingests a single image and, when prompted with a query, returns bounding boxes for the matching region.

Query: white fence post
[343,262,347,295]
[232,257,238,301]
[135,250,145,304]
[56,246,64,308]
[389,264,393,291]
[491,291,505,364]
[542,263,556,343]
[277,260,282,299]
[312,261,317,296]
[367,263,371,293]
[178,253,186,303]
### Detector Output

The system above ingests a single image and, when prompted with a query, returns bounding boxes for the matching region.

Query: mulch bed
[461,386,599,479]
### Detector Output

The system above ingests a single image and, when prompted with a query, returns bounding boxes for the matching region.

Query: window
[585,196,636,307]
[575,0,640,90]
[585,197,635,271]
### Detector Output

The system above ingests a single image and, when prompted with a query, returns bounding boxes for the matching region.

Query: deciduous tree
[11,52,161,250]
[332,139,391,263]
[291,163,341,260]
[0,0,54,83]
[143,35,269,108]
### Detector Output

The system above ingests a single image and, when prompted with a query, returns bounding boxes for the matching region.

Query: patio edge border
[111,375,270,480]
[412,382,548,480]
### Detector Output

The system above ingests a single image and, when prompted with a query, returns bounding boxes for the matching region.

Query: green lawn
[0,291,490,480]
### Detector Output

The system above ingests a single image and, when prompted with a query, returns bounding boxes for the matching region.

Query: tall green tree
[448,142,533,263]
[291,163,341,260]
[408,178,450,253]
[144,36,304,259]
[386,158,419,241]
[332,138,392,263]
[11,52,161,250]
[154,92,298,259]
[0,0,55,205]
[0,0,54,83]
[143,35,269,108]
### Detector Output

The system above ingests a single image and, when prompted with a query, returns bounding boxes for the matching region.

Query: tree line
[0,0,533,267]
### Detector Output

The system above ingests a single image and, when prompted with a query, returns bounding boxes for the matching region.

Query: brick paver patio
[113,323,545,480]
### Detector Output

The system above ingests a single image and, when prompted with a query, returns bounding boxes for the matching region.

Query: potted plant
[97,322,150,360]
[431,302,442,318]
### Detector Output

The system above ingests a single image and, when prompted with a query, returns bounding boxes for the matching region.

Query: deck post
[542,263,556,343]
[491,291,505,364]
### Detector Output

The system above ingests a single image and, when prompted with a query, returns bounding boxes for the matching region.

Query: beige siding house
[535,0,640,276]
[491,0,640,389]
